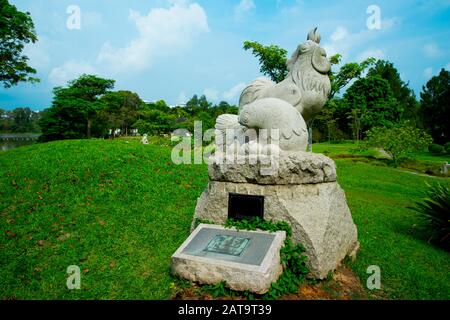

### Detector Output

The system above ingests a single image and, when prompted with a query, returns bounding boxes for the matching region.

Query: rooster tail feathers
[215,114,242,148]
[215,114,239,131]
[238,77,275,109]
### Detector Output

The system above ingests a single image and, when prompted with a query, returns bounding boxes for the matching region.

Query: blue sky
[1,0,450,110]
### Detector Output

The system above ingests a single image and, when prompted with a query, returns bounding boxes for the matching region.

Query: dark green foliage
[0,107,42,133]
[367,60,420,125]
[224,217,291,236]
[38,74,115,141]
[98,91,144,136]
[329,55,376,98]
[131,97,237,136]
[444,142,450,154]
[202,281,236,298]
[429,144,444,155]
[343,76,402,140]
[411,183,450,251]
[0,0,39,88]
[420,69,450,144]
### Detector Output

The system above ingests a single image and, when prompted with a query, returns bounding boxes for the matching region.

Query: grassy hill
[1,139,449,299]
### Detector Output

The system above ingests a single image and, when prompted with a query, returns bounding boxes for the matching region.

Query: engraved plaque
[203,235,251,256]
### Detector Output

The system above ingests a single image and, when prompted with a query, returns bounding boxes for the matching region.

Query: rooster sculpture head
[287,27,331,75]
[238,27,332,123]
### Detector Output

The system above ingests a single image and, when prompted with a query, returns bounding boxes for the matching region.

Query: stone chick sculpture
[215,27,331,153]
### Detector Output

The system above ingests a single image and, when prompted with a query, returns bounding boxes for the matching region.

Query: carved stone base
[192,153,359,279]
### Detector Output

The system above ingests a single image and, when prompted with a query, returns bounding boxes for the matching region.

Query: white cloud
[203,88,219,102]
[222,82,246,101]
[330,26,348,42]
[49,60,96,86]
[424,43,442,58]
[235,0,255,18]
[322,25,360,58]
[357,49,385,62]
[97,2,208,72]
[445,63,450,71]
[424,67,433,79]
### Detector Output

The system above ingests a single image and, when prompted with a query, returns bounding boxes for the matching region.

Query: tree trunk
[87,118,92,139]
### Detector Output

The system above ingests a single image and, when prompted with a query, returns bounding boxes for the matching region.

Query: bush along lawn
[1,138,449,299]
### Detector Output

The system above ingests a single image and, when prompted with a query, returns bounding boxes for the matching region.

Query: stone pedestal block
[192,152,359,279]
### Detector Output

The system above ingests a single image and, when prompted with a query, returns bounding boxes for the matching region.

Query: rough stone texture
[172,224,286,294]
[193,155,359,279]
[208,151,336,185]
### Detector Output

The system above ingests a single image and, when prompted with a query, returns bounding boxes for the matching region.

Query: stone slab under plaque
[171,224,286,294]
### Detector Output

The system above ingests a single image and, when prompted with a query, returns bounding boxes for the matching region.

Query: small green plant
[223,217,309,299]
[202,281,234,298]
[411,183,450,251]
[224,217,291,236]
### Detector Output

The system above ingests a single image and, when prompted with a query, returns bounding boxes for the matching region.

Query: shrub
[363,123,433,166]
[429,143,444,154]
[411,183,450,251]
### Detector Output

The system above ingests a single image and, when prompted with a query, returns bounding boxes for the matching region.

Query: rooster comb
[307,27,321,44]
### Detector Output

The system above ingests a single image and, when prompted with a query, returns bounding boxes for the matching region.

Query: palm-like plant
[412,183,450,251]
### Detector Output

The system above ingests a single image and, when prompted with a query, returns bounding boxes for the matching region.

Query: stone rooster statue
[216,27,331,152]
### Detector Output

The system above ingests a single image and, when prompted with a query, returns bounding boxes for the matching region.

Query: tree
[364,123,433,166]
[420,68,450,144]
[11,107,33,132]
[132,110,175,135]
[243,41,288,83]
[0,0,39,88]
[367,60,419,124]
[329,54,376,98]
[39,74,115,141]
[342,75,402,138]
[99,90,144,136]
[243,40,376,99]
[185,94,212,115]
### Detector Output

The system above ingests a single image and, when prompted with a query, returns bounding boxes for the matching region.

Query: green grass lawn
[1,139,449,299]
[0,139,208,299]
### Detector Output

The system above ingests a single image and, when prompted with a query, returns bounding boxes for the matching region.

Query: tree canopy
[39,74,115,141]
[0,0,39,88]
[420,68,450,144]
